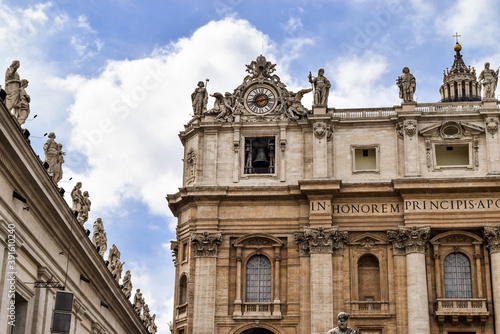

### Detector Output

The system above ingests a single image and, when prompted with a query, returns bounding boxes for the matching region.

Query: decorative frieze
[191,232,222,257]
[484,226,500,254]
[387,226,430,255]
[294,226,347,256]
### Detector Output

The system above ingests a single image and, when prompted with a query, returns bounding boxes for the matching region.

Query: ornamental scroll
[191,232,222,257]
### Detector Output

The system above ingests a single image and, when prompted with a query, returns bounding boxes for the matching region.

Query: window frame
[351,144,380,173]
[443,252,473,299]
[245,254,272,303]
[242,136,277,176]
[432,141,473,170]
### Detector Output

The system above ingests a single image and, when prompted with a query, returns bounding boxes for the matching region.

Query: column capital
[294,226,347,256]
[191,232,222,257]
[484,226,500,254]
[387,226,430,255]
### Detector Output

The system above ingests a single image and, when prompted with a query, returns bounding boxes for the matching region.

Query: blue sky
[2,0,500,332]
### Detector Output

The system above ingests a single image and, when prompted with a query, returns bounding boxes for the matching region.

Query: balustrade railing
[435,298,488,314]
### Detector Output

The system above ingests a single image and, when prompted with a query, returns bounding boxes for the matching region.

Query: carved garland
[294,226,347,256]
[191,232,222,257]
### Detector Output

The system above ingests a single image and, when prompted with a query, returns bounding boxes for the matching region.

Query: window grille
[246,255,271,303]
[444,253,472,298]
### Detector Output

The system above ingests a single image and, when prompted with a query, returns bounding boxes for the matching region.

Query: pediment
[430,230,483,244]
[350,232,387,246]
[419,121,484,138]
[233,232,284,247]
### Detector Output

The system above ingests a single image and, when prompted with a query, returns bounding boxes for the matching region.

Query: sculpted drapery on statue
[5,60,21,114]
[121,270,133,299]
[191,80,208,116]
[327,312,357,334]
[308,68,331,106]
[92,218,107,257]
[396,67,416,103]
[478,62,499,99]
[294,226,348,256]
[43,132,65,185]
[133,288,144,315]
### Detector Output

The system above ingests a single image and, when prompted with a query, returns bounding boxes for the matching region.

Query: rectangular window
[244,137,275,174]
[434,143,470,167]
[352,145,379,173]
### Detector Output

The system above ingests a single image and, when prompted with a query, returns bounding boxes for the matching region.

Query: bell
[253,148,268,164]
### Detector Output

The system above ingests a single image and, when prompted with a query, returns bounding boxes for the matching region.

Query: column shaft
[406,252,430,334]
[310,253,333,334]
[192,257,217,334]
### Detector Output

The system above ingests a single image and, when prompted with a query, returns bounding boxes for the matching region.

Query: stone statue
[78,191,91,226]
[141,304,151,327]
[308,68,331,106]
[5,60,21,114]
[107,244,121,274]
[212,92,233,122]
[396,67,416,103]
[43,133,63,184]
[17,79,30,125]
[191,81,208,116]
[71,182,84,214]
[113,260,125,284]
[283,88,313,120]
[150,314,157,334]
[327,312,357,334]
[478,62,499,99]
[122,270,133,299]
[133,289,144,315]
[92,218,107,257]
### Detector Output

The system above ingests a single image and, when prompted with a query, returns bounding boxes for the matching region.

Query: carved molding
[294,226,347,256]
[484,226,500,254]
[439,121,463,139]
[191,232,222,257]
[486,117,499,136]
[387,226,430,255]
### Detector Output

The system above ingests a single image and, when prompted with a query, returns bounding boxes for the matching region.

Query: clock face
[244,85,277,114]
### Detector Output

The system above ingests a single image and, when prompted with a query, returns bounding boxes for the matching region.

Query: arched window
[444,253,472,298]
[246,255,271,303]
[358,254,380,301]
[179,274,188,305]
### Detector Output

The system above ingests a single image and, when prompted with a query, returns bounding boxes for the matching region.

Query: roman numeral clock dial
[244,85,278,114]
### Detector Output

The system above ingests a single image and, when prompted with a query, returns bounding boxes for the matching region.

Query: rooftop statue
[191,80,208,117]
[17,79,30,125]
[121,270,133,299]
[141,304,151,327]
[478,62,499,99]
[71,182,84,215]
[43,133,65,185]
[327,312,357,334]
[92,218,107,257]
[211,92,234,122]
[244,55,280,82]
[5,60,21,116]
[308,68,331,106]
[283,88,313,120]
[396,67,416,103]
[149,314,158,334]
[133,288,144,315]
[107,244,121,274]
[78,191,91,226]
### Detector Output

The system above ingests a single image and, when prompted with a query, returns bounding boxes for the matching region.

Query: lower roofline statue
[327,312,357,334]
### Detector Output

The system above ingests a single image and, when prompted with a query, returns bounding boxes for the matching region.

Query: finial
[453,32,462,52]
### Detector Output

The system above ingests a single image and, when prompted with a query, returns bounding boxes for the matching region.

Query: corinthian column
[388,226,430,334]
[191,232,222,334]
[484,226,500,333]
[294,227,347,334]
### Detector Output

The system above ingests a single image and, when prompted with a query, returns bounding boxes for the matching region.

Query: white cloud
[64,18,274,219]
[329,51,399,108]
[77,15,96,33]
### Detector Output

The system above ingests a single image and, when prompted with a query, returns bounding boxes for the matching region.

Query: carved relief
[404,120,417,137]
[191,232,222,257]
[313,122,331,139]
[388,226,430,254]
[486,117,498,136]
[294,226,347,255]
[439,121,463,139]
[425,139,432,168]
[243,237,274,246]
[396,121,404,139]
[185,148,197,186]
[484,226,500,254]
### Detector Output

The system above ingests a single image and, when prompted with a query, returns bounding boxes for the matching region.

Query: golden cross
[453,32,461,43]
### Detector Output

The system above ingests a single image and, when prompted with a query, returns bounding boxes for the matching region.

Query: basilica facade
[168,43,500,334]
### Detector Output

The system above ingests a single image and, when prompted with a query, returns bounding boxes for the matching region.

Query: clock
[244,85,278,114]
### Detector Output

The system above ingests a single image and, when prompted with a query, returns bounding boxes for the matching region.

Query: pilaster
[311,118,332,179]
[191,232,222,334]
[483,226,500,333]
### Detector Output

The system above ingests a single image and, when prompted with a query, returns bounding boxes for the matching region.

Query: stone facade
[168,52,500,334]
[0,95,147,332]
